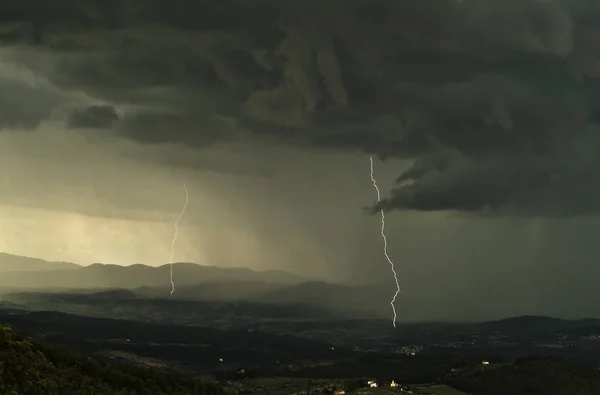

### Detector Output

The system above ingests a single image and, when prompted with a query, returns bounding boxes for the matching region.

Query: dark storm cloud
[114,110,238,146]
[374,155,569,214]
[67,105,119,129]
[3,0,600,215]
[373,124,600,216]
[0,77,62,130]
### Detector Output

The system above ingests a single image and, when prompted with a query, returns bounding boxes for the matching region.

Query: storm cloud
[67,105,119,129]
[0,77,63,130]
[2,0,600,215]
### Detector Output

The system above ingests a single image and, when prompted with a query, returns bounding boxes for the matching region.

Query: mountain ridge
[0,253,313,289]
[0,252,80,272]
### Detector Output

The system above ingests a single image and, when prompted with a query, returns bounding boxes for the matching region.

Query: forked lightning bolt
[369,156,401,327]
[169,182,189,295]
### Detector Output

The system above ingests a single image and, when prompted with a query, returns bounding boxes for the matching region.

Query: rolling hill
[250,281,391,317]
[446,356,600,395]
[136,280,288,301]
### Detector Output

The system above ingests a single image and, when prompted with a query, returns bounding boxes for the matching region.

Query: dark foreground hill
[3,310,600,395]
[446,356,600,395]
[0,324,225,395]
[0,309,351,371]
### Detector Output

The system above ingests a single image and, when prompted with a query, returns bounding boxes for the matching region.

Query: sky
[2,0,600,319]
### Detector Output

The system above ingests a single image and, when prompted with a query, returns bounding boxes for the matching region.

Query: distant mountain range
[0,253,398,318]
[7,252,600,322]
[0,253,80,272]
[0,253,311,289]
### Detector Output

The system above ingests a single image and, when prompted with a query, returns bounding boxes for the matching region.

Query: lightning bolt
[369,156,401,327]
[169,182,189,295]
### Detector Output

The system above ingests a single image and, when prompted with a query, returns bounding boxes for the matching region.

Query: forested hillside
[0,325,226,395]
